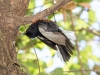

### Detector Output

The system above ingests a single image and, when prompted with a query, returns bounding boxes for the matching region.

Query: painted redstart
[25,19,76,62]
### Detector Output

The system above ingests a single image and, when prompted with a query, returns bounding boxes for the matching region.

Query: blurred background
[16,0,100,75]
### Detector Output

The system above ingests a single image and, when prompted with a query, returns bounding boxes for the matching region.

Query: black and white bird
[25,19,76,62]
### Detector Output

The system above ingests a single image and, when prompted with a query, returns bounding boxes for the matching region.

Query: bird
[25,19,76,62]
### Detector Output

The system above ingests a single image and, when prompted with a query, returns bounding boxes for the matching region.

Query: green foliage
[74,0,92,2]
[16,0,100,75]
[50,68,64,75]
[88,10,96,24]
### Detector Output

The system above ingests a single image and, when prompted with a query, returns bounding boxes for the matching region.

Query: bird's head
[25,19,51,38]
[25,23,39,38]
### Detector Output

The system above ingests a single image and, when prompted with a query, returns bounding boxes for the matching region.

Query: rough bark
[0,0,71,75]
[0,0,29,75]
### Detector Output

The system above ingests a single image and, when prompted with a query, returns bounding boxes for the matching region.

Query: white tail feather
[62,30,76,44]
[56,45,63,61]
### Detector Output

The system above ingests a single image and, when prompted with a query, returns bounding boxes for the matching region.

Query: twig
[30,39,41,75]
[23,25,40,75]
[20,41,41,50]
[78,28,100,37]
[64,69,100,73]
[69,11,85,75]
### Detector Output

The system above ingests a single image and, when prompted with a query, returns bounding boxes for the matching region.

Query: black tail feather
[65,39,74,50]
[57,45,71,61]
[65,41,74,54]
[57,39,74,62]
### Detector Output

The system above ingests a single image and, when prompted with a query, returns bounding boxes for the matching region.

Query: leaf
[85,32,94,40]
[76,19,88,29]
[80,46,92,63]
[28,0,35,9]
[62,10,67,22]
[54,1,76,22]
[77,33,85,41]
[93,65,100,75]
[74,0,92,3]
[88,10,96,24]
[77,2,90,8]
[62,1,76,10]
[35,41,46,50]
[90,55,100,62]
[54,1,76,10]
[51,68,63,75]
[93,65,100,70]
[70,63,82,75]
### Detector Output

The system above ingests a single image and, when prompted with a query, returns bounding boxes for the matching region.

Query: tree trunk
[0,0,29,75]
[0,14,27,75]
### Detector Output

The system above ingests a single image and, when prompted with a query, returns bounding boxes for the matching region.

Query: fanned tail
[56,30,76,62]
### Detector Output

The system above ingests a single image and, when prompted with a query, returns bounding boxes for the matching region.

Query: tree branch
[64,69,100,73]
[21,0,72,25]
[78,28,100,37]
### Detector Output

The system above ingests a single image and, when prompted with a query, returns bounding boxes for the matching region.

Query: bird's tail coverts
[62,30,76,44]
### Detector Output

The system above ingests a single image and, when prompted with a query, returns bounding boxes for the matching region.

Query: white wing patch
[39,27,66,46]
